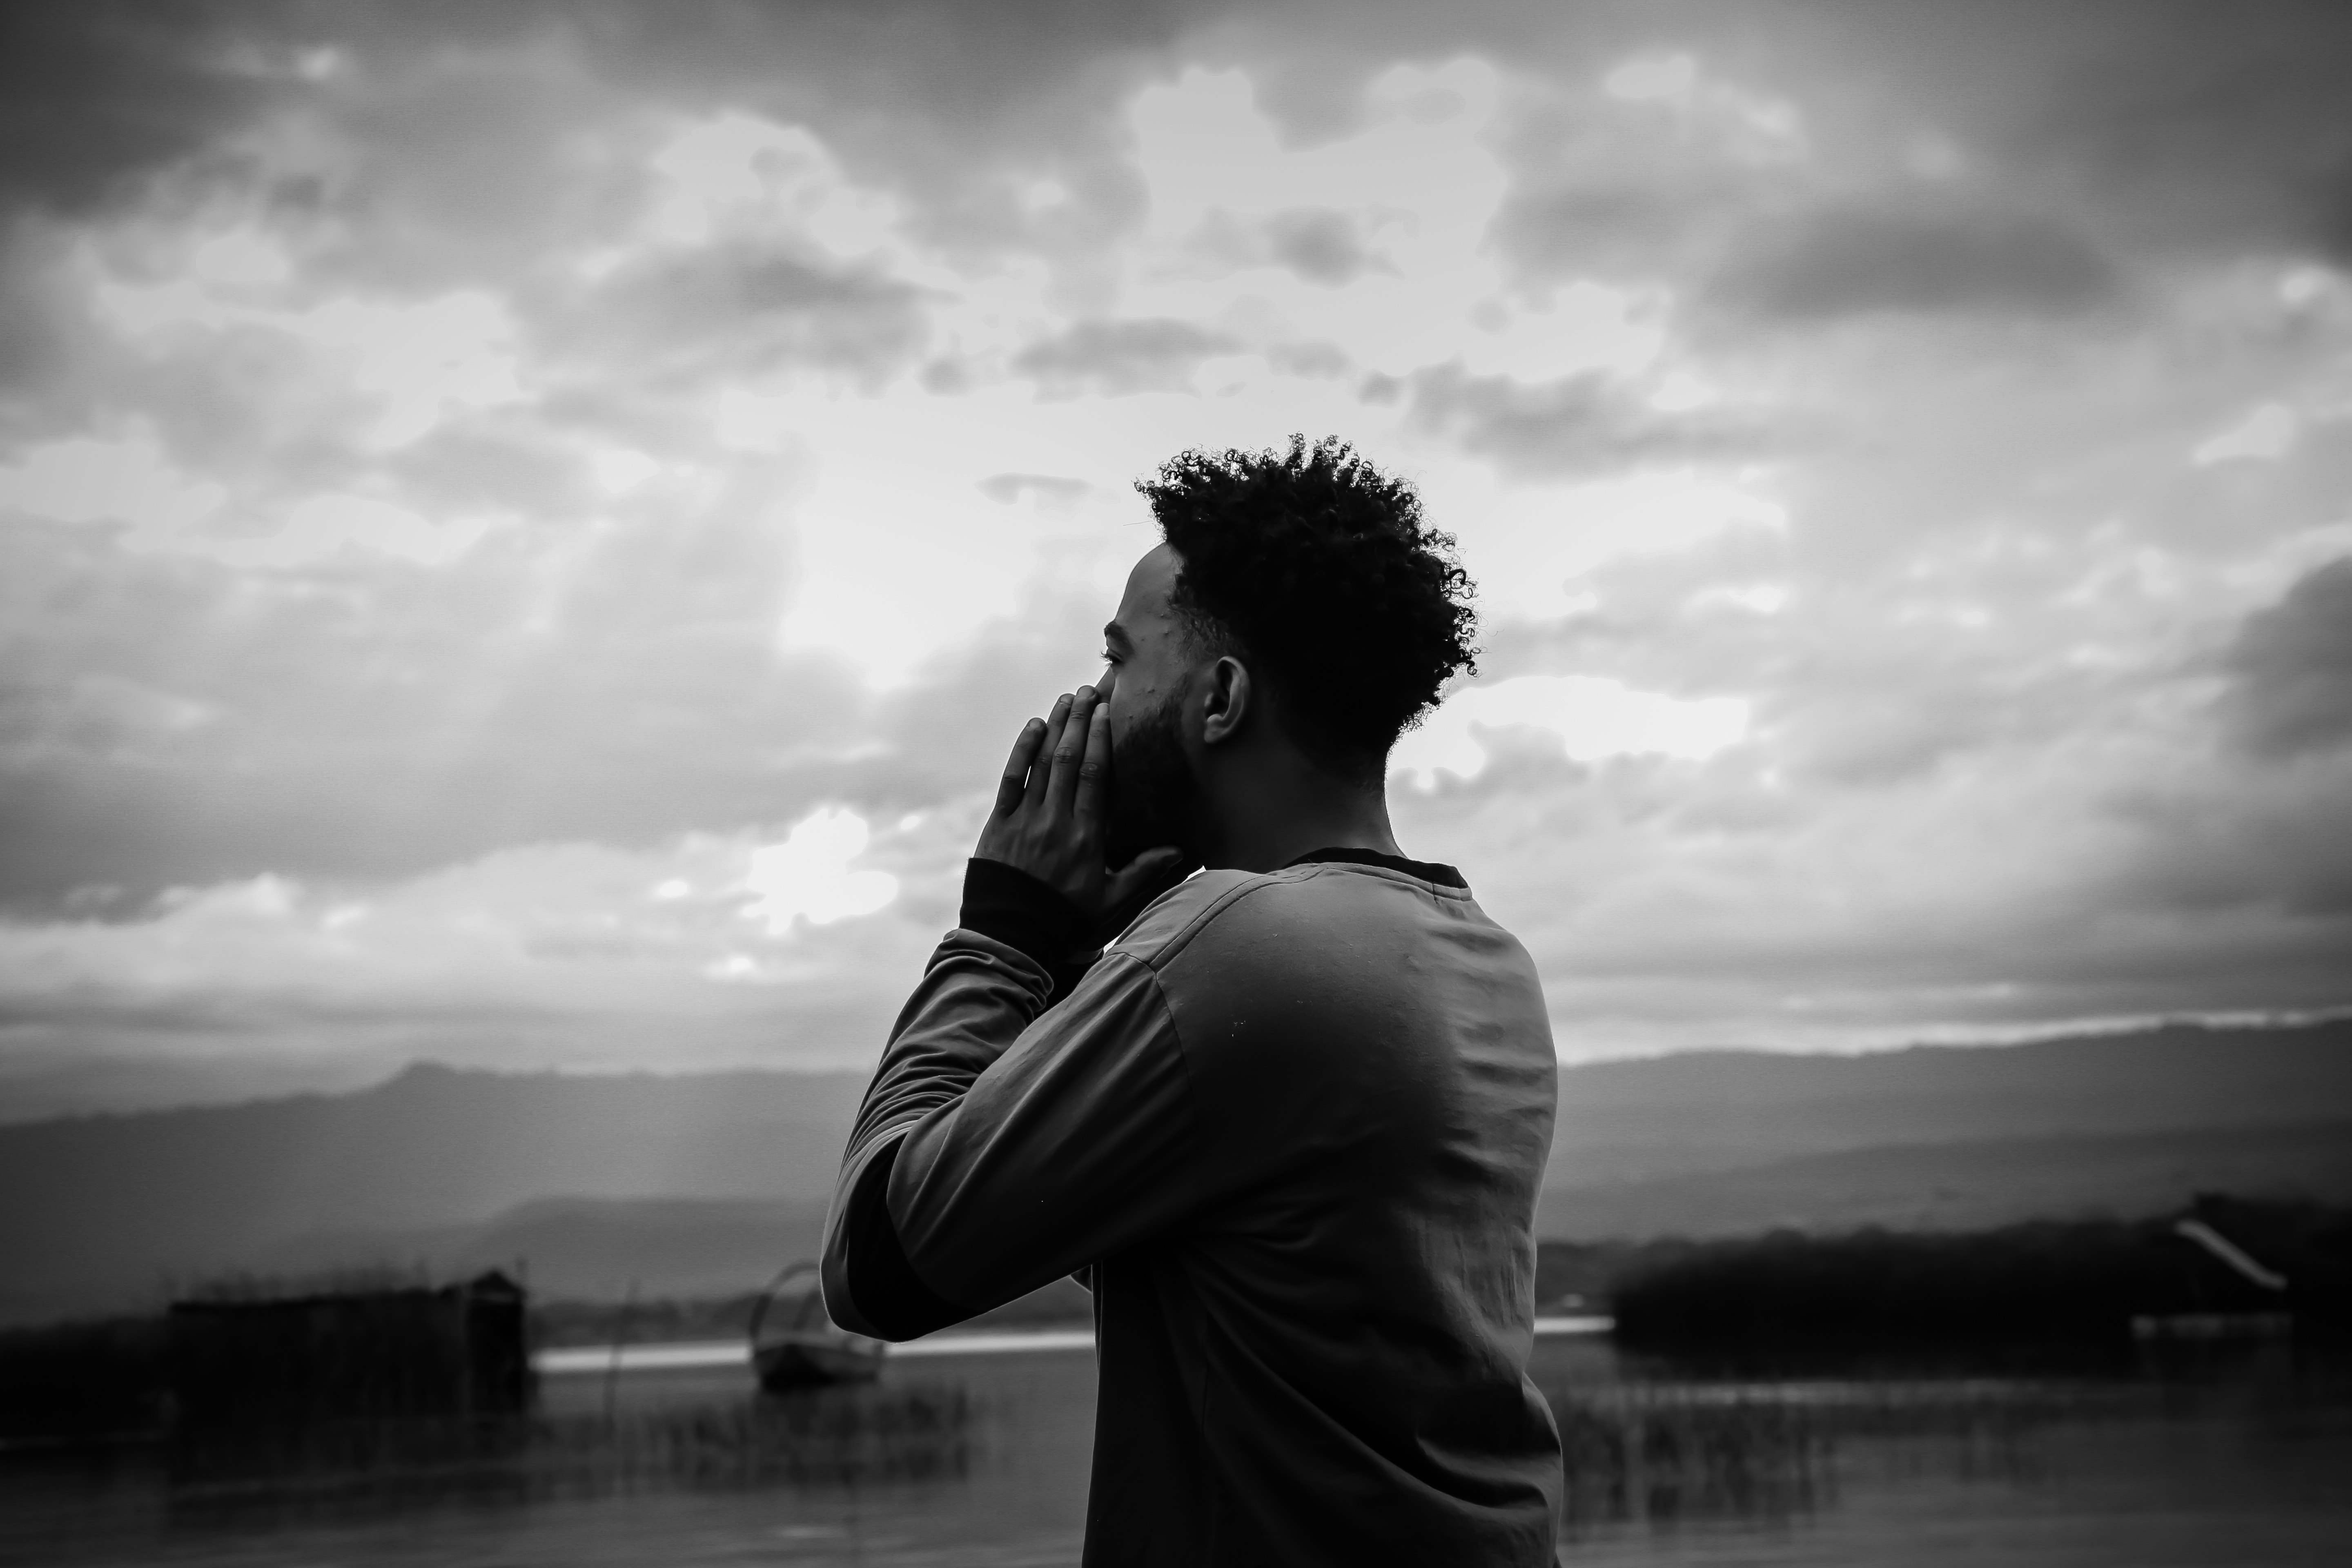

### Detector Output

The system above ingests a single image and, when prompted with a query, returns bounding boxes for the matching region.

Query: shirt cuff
[960,858,1096,991]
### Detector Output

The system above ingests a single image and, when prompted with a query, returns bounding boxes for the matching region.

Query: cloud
[0,479,871,906]
[0,2,287,221]
[1194,207,1393,286]
[977,472,1091,505]
[1878,0,2352,265]
[1012,318,1241,396]
[0,811,940,1089]
[2220,555,2352,758]
[1397,364,1755,479]
[1483,1,2352,331]
[565,242,934,386]
[572,0,1238,136]
[2193,403,2301,466]
[2116,760,2352,928]
[0,435,226,531]
[1722,204,2123,322]
[1262,207,1387,285]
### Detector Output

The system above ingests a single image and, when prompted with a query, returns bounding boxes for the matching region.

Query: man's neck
[1194,755,1402,874]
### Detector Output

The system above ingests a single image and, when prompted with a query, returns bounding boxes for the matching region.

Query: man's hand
[976,686,1187,926]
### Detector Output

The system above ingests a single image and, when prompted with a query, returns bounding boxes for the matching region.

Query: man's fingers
[1072,695,1112,824]
[1026,693,1073,806]
[993,717,1045,817]
[1053,686,1098,813]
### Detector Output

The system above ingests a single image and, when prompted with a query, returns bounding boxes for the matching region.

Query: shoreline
[534,1313,1615,1375]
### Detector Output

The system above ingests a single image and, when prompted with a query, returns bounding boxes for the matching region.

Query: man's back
[826,855,1561,1564]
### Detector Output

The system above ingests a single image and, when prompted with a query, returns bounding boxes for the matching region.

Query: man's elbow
[824,1138,971,1343]
[818,1248,891,1341]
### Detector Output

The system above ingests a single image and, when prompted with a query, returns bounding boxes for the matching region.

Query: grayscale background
[2,5,2350,1564]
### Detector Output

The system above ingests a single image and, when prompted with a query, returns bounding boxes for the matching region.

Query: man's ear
[1199,655,1252,747]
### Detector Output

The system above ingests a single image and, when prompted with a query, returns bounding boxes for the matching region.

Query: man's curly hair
[1136,435,1478,781]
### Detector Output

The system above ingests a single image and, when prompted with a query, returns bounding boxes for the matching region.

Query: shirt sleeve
[819,870,1207,1341]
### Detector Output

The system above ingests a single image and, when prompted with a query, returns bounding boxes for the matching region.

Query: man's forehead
[1114,543,1182,629]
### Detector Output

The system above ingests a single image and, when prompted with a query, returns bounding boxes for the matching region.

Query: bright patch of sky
[742,808,900,935]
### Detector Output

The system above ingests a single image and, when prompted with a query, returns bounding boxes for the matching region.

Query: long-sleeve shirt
[820,849,1562,1565]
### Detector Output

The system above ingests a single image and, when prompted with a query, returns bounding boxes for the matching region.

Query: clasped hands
[974,685,1191,939]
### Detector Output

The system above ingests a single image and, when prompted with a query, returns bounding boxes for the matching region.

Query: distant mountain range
[0,1064,867,1322]
[1537,1119,2352,1238]
[5,1019,2347,1323]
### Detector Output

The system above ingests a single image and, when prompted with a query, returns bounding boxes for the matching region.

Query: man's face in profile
[1097,544,1200,866]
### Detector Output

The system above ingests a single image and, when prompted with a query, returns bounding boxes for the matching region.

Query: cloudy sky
[2,0,2349,1114]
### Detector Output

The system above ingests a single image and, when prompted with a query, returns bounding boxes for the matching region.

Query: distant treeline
[1602,1197,2351,1350]
[10,1199,2347,1446]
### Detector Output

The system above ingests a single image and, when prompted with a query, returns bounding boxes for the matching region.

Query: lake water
[5,1332,2348,1566]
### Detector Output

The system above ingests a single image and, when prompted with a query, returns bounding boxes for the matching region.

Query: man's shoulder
[1106,861,1552,1096]
[1105,860,1498,971]
[1102,867,1263,967]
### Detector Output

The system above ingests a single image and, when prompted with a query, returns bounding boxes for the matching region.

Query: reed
[1538,1373,2115,1532]
[159,1382,976,1518]
[537,1382,974,1490]
[1548,1387,1828,1528]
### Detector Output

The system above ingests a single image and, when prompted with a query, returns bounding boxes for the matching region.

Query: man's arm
[821,686,1194,1339]
[819,873,1199,1338]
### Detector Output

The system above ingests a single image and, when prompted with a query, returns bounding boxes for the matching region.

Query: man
[822,437,1561,1564]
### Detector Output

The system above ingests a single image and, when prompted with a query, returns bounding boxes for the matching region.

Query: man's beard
[1105,692,1198,868]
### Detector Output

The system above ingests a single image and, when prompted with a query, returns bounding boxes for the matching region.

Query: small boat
[748,1261,887,1390]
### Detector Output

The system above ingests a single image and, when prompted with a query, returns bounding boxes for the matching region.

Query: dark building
[169,1271,529,1428]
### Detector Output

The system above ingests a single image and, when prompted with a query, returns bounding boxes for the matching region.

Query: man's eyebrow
[1102,622,1133,650]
